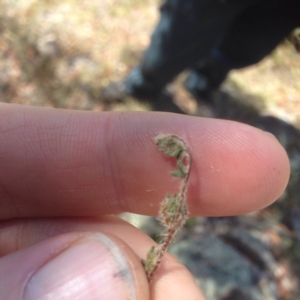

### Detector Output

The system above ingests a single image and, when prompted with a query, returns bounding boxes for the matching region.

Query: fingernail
[24,233,136,300]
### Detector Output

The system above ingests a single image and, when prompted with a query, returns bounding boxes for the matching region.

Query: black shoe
[124,67,163,100]
[150,88,185,114]
[184,71,214,104]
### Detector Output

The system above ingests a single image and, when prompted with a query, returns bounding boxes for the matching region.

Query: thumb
[0,232,149,300]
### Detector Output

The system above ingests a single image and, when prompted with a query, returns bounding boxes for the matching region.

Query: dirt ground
[0,1,299,299]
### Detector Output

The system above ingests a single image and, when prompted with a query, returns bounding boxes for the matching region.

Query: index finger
[0,103,289,219]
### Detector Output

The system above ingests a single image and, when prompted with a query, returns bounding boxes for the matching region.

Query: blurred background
[0,0,299,299]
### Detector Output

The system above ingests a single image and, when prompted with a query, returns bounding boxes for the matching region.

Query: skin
[0,103,290,299]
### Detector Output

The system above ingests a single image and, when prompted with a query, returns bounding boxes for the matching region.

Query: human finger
[0,103,289,219]
[0,221,205,300]
[0,231,150,300]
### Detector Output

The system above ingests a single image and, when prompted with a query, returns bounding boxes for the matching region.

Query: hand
[0,103,289,299]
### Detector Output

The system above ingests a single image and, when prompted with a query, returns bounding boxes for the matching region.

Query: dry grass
[0,0,158,109]
[229,42,300,124]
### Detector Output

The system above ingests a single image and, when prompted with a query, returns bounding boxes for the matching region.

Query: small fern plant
[142,134,191,282]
